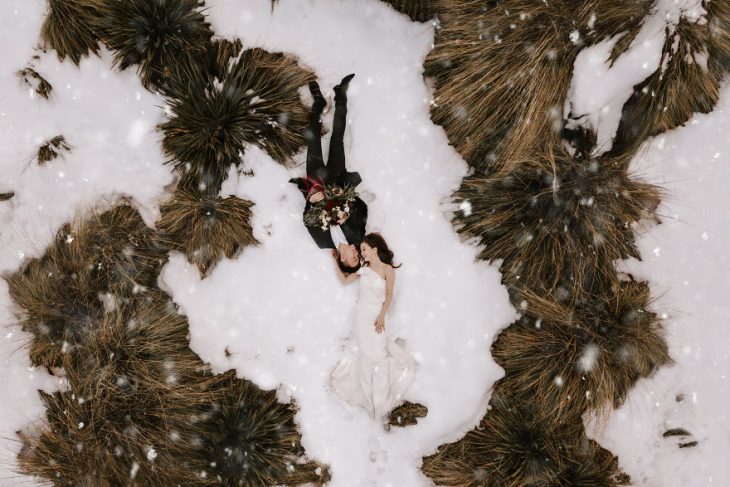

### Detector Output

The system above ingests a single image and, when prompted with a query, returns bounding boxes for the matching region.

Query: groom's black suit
[290,78,367,249]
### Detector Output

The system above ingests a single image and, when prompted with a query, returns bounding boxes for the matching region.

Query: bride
[329,232,415,422]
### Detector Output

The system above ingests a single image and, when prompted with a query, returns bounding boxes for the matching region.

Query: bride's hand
[374,315,385,334]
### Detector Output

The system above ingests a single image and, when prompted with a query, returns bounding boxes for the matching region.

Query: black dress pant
[305,94,348,185]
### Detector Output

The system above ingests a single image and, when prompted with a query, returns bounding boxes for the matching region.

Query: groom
[290,74,367,274]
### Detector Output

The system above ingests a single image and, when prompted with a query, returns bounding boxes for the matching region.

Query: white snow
[0,0,728,485]
[585,82,730,487]
[566,0,707,155]
[158,1,514,484]
[0,0,172,484]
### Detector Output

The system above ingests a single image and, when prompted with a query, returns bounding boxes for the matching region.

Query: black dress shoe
[334,73,355,101]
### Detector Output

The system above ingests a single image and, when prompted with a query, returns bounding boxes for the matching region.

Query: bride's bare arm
[332,250,359,284]
[375,266,395,333]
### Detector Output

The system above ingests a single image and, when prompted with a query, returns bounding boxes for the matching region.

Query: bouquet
[303,184,359,231]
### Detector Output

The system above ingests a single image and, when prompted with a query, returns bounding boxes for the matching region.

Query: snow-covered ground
[0,1,173,484]
[161,1,514,484]
[586,84,730,486]
[0,0,728,485]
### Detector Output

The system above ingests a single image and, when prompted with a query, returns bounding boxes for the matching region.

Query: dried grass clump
[4,204,166,367]
[425,0,653,174]
[707,0,730,75]
[156,185,257,277]
[17,293,221,486]
[422,390,627,486]
[491,279,671,427]
[381,0,434,23]
[388,400,428,427]
[159,39,315,193]
[41,0,102,65]
[97,0,212,89]
[17,67,53,99]
[37,135,71,165]
[613,17,723,154]
[453,132,660,304]
[198,371,330,486]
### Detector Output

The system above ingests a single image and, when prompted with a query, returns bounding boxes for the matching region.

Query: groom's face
[339,244,359,267]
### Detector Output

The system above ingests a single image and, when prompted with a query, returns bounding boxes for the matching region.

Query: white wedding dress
[330,265,415,420]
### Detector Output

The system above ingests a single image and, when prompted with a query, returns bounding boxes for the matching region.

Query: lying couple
[290,74,415,423]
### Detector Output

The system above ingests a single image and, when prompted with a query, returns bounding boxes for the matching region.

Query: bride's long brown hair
[361,233,401,268]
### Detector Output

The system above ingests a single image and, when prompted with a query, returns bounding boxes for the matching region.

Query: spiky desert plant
[197,370,329,486]
[425,0,653,174]
[452,130,661,304]
[422,389,627,487]
[96,0,212,89]
[159,39,315,193]
[37,135,71,164]
[4,204,166,367]
[17,67,53,99]
[155,184,257,277]
[17,292,223,486]
[491,279,671,427]
[613,17,722,154]
[0,192,14,201]
[40,0,102,65]
[707,0,730,75]
[382,0,433,22]
[388,400,428,427]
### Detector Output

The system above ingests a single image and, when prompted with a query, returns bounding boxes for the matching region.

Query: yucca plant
[4,204,166,367]
[425,0,653,174]
[17,293,223,486]
[422,388,611,486]
[613,17,722,155]
[155,184,257,277]
[96,0,212,89]
[40,0,102,65]
[453,129,661,304]
[422,388,629,486]
[197,371,329,486]
[491,279,671,427]
[707,0,730,75]
[37,135,71,164]
[381,0,433,22]
[159,39,315,193]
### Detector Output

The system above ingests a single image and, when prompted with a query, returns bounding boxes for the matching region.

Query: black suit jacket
[289,169,367,249]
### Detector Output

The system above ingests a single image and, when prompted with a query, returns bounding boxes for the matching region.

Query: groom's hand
[375,315,385,334]
[308,190,325,203]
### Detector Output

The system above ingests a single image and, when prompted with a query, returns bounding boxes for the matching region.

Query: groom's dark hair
[336,249,361,275]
